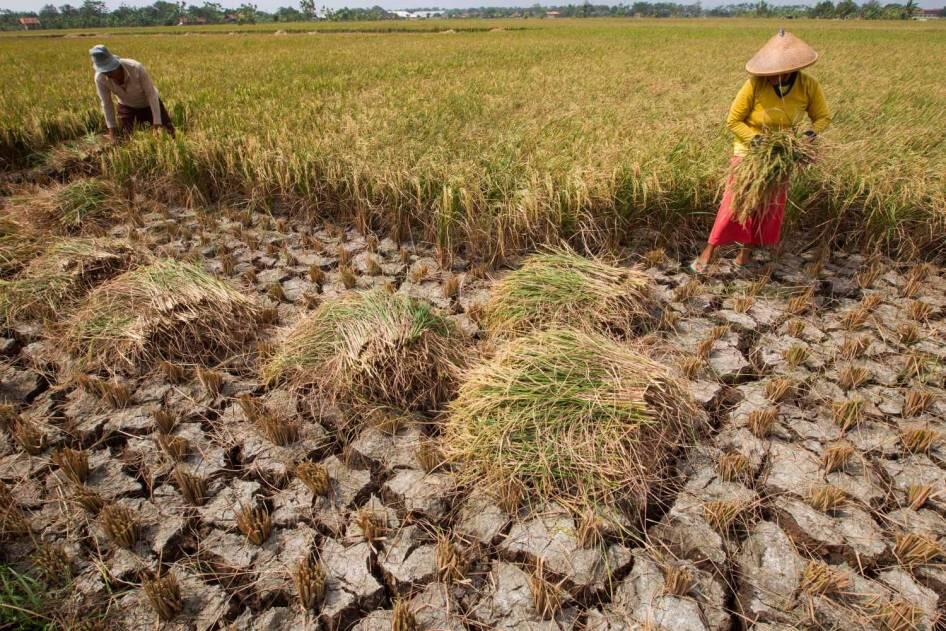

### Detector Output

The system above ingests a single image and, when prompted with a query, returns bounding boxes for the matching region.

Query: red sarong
[708,156,788,247]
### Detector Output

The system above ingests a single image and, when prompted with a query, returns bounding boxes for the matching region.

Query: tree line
[1,0,941,30]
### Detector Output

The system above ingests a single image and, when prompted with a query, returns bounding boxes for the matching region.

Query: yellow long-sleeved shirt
[727,72,832,156]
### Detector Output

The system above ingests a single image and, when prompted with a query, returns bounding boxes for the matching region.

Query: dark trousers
[117,99,175,134]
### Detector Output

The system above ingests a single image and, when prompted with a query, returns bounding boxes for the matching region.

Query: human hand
[750,135,764,149]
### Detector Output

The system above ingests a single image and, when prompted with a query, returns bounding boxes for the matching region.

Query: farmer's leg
[697,243,717,265]
[116,103,136,136]
[735,246,752,265]
[118,103,152,134]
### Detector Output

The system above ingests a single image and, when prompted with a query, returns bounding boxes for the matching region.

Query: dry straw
[63,258,262,373]
[12,178,126,236]
[728,130,814,226]
[141,570,183,621]
[0,237,140,326]
[444,327,704,520]
[482,247,659,339]
[293,555,327,611]
[0,214,40,278]
[263,289,464,427]
[295,461,331,496]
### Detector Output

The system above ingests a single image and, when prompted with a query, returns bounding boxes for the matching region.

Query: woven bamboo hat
[745,29,819,76]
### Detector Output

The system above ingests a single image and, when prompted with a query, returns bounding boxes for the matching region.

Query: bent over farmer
[691,30,831,273]
[90,44,175,140]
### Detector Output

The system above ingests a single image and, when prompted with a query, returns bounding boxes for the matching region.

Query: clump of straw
[0,215,40,278]
[0,237,140,326]
[444,327,704,519]
[729,130,815,226]
[263,289,464,426]
[16,179,125,235]
[483,247,659,339]
[63,258,262,373]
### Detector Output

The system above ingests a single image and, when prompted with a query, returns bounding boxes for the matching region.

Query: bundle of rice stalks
[262,289,463,423]
[0,238,140,327]
[481,248,660,339]
[893,532,942,568]
[40,136,105,179]
[18,179,125,235]
[63,258,262,373]
[444,327,704,519]
[728,130,814,226]
[800,560,850,596]
[0,214,40,278]
[141,570,183,622]
[292,555,326,611]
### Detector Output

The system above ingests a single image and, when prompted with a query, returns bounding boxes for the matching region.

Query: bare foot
[735,247,752,266]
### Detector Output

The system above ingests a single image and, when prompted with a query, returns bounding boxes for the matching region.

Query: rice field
[2,17,946,630]
[2,18,945,260]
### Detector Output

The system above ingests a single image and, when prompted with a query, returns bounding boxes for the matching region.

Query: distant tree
[187,1,225,22]
[860,0,883,17]
[275,5,302,20]
[834,0,858,17]
[237,2,256,23]
[902,0,917,18]
[109,3,140,25]
[299,0,316,19]
[78,0,106,26]
[810,0,835,17]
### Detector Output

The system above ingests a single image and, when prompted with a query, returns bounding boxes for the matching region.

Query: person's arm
[726,78,757,145]
[806,76,832,135]
[137,65,163,126]
[95,75,118,131]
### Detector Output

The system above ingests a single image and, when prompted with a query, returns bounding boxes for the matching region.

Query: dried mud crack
[1,167,945,630]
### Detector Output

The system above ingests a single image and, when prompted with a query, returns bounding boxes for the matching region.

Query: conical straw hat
[745,29,818,76]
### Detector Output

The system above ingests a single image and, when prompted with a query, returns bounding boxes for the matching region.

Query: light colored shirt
[726,72,832,156]
[94,58,161,129]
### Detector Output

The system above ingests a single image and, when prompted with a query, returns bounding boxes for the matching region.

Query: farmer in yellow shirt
[691,30,832,273]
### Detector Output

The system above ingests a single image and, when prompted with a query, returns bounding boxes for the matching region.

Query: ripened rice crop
[1,19,944,259]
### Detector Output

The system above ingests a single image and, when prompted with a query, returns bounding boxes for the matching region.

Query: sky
[1,0,942,14]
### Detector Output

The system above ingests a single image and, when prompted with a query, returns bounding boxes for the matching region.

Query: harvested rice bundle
[16,178,125,235]
[444,327,705,519]
[263,289,464,425]
[483,248,659,339]
[0,238,140,327]
[64,258,261,373]
[729,130,815,226]
[40,135,106,179]
[0,215,40,278]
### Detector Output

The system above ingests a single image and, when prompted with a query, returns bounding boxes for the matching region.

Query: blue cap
[89,44,121,73]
